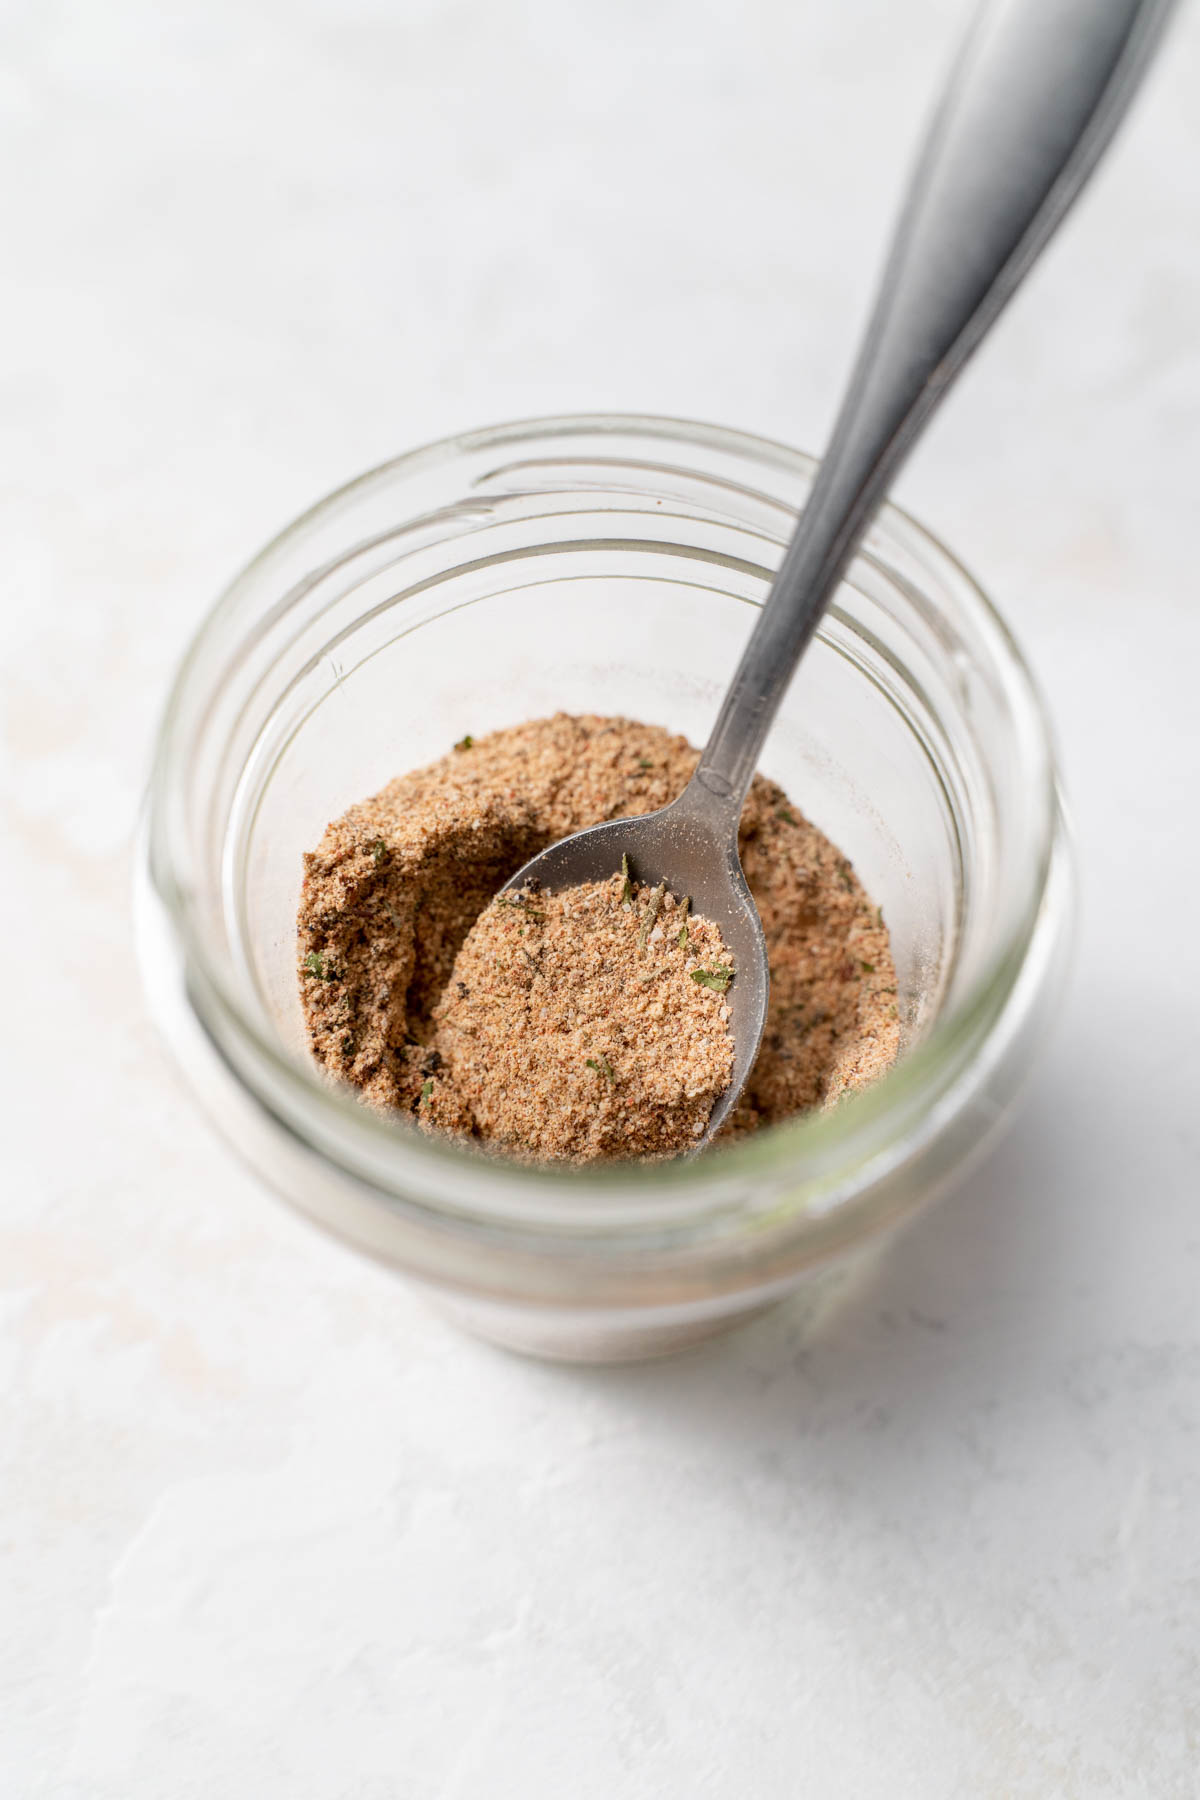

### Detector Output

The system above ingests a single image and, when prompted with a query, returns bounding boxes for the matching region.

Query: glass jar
[137,415,1072,1362]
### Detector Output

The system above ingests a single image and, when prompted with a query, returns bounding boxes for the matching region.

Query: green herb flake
[420,1078,434,1106]
[860,960,876,975]
[620,852,634,906]
[836,860,854,893]
[691,967,733,993]
[676,896,690,949]
[776,807,797,826]
[586,1054,616,1083]
[635,757,653,771]
[637,879,666,952]
[496,894,546,921]
[370,838,389,866]
[454,734,474,752]
[302,950,327,980]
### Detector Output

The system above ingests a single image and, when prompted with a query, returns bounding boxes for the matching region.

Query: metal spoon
[503,0,1175,1142]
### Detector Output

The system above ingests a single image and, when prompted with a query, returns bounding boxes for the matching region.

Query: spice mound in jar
[433,875,735,1162]
[297,712,901,1163]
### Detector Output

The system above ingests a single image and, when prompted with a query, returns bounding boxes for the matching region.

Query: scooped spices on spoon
[433,874,735,1163]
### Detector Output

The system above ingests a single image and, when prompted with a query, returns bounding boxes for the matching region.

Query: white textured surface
[4,1,1200,1793]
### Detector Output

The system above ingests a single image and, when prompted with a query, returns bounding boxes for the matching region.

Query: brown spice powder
[434,877,735,1162]
[296,712,900,1158]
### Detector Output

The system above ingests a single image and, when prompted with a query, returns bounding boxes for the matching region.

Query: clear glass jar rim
[148,412,1061,1236]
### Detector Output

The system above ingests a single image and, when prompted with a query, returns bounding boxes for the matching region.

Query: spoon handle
[688,0,1176,816]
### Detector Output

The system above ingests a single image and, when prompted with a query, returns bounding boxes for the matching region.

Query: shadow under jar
[138,414,1073,1362]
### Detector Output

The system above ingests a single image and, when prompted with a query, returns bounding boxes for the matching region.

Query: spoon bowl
[502,793,769,1145]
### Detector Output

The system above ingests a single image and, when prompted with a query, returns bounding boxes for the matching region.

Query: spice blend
[434,877,735,1162]
[297,713,900,1160]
